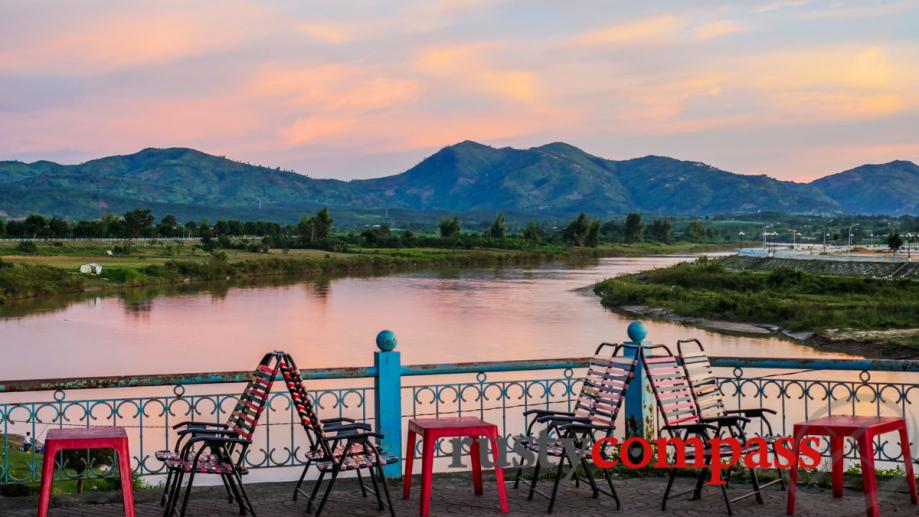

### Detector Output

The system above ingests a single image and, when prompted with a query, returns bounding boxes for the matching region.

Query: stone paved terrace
[2,473,917,516]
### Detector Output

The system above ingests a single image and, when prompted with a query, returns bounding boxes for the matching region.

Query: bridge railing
[0,323,916,486]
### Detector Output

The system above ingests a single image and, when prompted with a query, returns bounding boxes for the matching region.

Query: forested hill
[1,142,915,220]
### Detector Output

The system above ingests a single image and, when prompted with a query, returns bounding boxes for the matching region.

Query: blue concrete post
[374,330,402,478]
[622,321,655,462]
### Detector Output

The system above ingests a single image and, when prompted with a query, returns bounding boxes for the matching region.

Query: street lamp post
[847,223,858,257]
[738,231,745,253]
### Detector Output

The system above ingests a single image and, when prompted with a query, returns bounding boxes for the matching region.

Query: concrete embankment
[721,255,919,278]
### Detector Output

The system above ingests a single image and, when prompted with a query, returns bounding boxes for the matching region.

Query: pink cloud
[0,3,269,74]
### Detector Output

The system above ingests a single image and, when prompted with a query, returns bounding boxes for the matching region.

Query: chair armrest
[326,423,372,434]
[322,431,384,444]
[700,415,751,427]
[176,428,238,437]
[558,422,616,433]
[723,408,776,418]
[172,421,228,430]
[535,414,590,424]
[187,435,252,447]
[664,423,718,435]
[524,409,574,418]
[322,417,356,429]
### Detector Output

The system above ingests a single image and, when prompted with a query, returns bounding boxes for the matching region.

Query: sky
[1,0,917,182]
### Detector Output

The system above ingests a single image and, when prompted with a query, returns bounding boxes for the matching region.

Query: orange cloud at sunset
[0,1,916,181]
[0,3,267,74]
[299,23,353,44]
[694,20,746,40]
[415,44,539,103]
[573,15,684,47]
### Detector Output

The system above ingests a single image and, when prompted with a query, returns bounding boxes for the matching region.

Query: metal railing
[0,325,917,486]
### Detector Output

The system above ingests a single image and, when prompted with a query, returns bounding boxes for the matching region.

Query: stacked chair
[641,343,773,515]
[514,342,638,513]
[156,351,397,517]
[157,351,284,516]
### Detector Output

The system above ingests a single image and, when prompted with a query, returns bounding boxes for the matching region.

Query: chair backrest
[676,339,727,420]
[277,352,328,454]
[640,344,702,428]
[572,343,639,430]
[226,352,283,439]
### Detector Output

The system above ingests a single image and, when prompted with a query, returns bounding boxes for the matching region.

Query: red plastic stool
[787,415,917,517]
[38,427,135,517]
[403,417,509,516]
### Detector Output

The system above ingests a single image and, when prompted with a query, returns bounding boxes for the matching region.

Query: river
[0,254,850,381]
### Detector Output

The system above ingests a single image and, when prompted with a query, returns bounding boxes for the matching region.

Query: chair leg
[367,466,384,510]
[356,468,368,497]
[179,471,196,517]
[293,459,312,501]
[775,466,787,491]
[377,463,396,517]
[160,470,174,506]
[720,482,733,516]
[316,465,342,517]
[749,467,764,504]
[772,441,787,490]
[307,470,326,513]
[692,467,709,500]
[547,454,567,514]
[221,474,236,504]
[601,467,621,510]
[224,473,247,515]
[164,471,184,517]
[513,466,523,489]
[527,462,541,501]
[579,456,599,498]
[662,469,676,511]
[233,469,257,517]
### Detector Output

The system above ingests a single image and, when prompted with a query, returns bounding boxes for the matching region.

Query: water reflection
[0,255,854,381]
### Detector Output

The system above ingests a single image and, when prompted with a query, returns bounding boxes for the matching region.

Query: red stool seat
[38,427,135,517]
[787,415,917,517]
[403,417,509,516]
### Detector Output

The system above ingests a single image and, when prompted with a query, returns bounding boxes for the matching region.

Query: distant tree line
[0,208,729,253]
[0,210,289,241]
[352,212,706,249]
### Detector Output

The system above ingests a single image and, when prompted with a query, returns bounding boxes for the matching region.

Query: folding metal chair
[514,342,638,513]
[157,351,283,516]
[281,352,397,517]
[677,339,786,492]
[641,343,765,515]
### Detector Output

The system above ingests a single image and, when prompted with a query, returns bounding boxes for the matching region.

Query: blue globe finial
[627,321,648,342]
[376,330,398,351]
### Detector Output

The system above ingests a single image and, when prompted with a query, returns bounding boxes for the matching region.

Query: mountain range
[1,141,917,222]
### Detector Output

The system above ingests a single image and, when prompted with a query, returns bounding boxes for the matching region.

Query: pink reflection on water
[0,256,850,381]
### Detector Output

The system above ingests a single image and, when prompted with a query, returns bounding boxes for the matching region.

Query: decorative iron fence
[0,325,917,486]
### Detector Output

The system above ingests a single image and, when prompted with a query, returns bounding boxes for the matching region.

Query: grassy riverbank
[0,240,733,304]
[594,257,919,356]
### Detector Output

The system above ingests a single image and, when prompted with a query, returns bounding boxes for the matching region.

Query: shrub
[16,241,37,253]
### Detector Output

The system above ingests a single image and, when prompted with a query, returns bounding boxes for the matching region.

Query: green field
[594,257,919,355]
